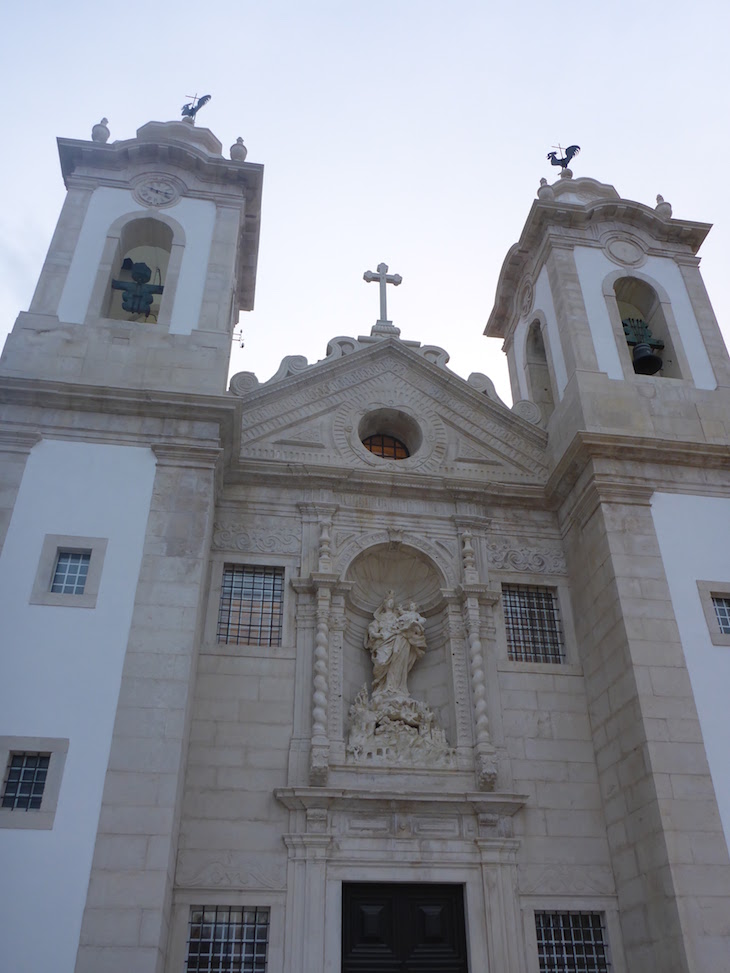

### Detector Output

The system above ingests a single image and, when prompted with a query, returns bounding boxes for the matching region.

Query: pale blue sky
[2,0,729,402]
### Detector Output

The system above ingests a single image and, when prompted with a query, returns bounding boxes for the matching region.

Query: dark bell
[632,342,663,375]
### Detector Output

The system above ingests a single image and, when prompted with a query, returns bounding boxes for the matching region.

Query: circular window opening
[358,409,422,460]
[363,434,409,459]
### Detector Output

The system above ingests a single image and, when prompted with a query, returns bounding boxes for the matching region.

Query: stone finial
[559,168,573,179]
[537,177,555,201]
[91,118,110,143]
[230,137,248,161]
[655,194,673,219]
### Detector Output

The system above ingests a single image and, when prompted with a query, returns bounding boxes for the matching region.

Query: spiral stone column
[310,579,333,784]
[457,527,500,790]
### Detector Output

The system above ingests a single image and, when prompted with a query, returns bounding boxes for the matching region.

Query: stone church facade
[1,117,729,973]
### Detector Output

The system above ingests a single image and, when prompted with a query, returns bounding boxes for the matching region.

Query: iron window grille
[51,551,91,594]
[362,434,410,459]
[535,911,611,973]
[502,584,565,663]
[186,905,269,973]
[711,595,730,635]
[2,752,50,810]
[217,566,284,646]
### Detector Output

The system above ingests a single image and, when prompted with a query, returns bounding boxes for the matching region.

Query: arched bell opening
[341,544,455,748]
[614,276,681,378]
[525,319,556,421]
[102,218,173,323]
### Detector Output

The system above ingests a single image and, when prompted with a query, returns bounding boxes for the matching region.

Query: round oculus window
[358,409,422,460]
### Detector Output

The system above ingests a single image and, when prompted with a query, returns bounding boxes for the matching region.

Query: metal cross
[363,262,402,329]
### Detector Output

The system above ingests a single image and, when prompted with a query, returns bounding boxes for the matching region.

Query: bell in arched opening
[622,316,664,375]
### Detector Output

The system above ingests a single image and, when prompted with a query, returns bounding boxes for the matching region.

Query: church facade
[1,117,729,973]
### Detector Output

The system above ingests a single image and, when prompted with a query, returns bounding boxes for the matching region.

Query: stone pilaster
[0,431,40,555]
[545,245,599,379]
[74,443,220,973]
[563,480,730,973]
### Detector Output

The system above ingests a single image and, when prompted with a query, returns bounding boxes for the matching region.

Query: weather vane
[181,93,212,121]
[547,143,580,170]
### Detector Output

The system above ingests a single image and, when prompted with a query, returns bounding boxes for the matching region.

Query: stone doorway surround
[275,787,527,973]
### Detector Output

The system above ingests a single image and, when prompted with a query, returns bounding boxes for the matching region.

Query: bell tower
[0,116,263,395]
[487,171,730,973]
[486,169,730,449]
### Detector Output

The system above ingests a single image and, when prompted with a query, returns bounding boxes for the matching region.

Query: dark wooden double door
[342,883,469,973]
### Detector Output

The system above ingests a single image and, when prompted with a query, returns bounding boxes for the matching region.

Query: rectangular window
[2,752,50,811]
[712,595,730,635]
[51,551,91,594]
[217,566,284,646]
[535,911,610,972]
[30,535,108,609]
[186,905,270,973]
[502,584,564,663]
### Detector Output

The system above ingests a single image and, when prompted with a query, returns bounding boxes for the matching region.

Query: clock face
[136,180,178,206]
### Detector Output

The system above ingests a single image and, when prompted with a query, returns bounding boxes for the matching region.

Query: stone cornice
[0,376,240,465]
[0,429,42,453]
[547,431,730,514]
[226,461,548,505]
[274,786,527,818]
[57,135,263,198]
[486,196,711,338]
[152,443,222,469]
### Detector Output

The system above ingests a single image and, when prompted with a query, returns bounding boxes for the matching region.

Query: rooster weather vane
[181,93,211,121]
[547,144,580,169]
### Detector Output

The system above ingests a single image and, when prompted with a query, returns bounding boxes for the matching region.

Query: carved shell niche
[345,545,445,617]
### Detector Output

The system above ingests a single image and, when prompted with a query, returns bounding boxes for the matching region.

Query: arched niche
[524,318,556,422]
[603,271,691,381]
[87,211,186,330]
[341,544,455,745]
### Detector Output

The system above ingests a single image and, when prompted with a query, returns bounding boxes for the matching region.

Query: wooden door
[342,883,469,973]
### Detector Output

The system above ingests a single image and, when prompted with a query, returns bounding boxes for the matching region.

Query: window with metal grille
[51,551,91,594]
[186,906,269,973]
[535,911,610,973]
[217,566,284,646]
[502,584,564,663]
[2,752,50,810]
[362,434,410,459]
[712,595,730,635]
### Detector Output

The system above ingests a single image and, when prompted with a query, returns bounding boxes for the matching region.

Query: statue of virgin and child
[365,591,427,700]
[347,590,455,768]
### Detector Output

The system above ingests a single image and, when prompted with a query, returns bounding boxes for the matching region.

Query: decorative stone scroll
[486,540,566,575]
[347,593,456,769]
[212,522,301,554]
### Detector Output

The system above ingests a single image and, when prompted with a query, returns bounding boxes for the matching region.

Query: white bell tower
[486,169,730,444]
[0,117,263,395]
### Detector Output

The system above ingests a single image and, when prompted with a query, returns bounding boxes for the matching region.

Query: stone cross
[363,262,402,334]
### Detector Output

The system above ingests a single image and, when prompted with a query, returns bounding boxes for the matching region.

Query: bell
[632,342,663,375]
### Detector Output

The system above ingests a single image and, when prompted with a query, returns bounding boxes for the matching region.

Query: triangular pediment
[233,338,547,485]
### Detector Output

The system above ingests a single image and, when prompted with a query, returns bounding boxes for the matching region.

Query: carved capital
[152,443,221,469]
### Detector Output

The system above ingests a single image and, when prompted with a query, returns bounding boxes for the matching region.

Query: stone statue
[347,592,455,769]
[365,592,426,699]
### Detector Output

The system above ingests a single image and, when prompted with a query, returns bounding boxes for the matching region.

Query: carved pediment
[233,339,547,484]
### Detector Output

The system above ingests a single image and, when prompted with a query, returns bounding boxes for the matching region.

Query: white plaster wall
[573,247,717,389]
[651,492,730,846]
[0,440,156,973]
[57,187,216,335]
